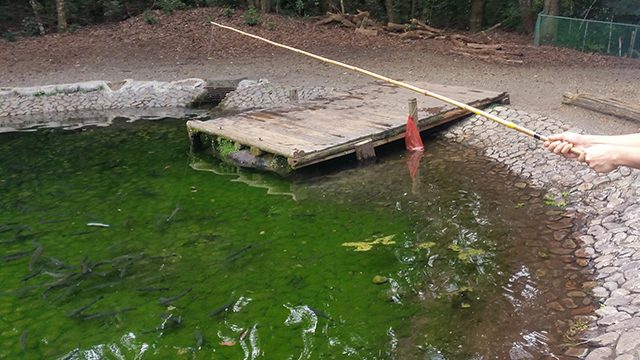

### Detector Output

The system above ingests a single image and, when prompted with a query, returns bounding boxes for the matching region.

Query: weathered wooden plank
[562,92,640,123]
[289,94,504,168]
[188,82,508,171]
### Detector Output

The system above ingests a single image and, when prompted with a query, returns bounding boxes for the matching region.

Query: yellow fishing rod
[210,21,583,156]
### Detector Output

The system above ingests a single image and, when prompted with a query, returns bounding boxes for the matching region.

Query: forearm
[584,133,640,147]
[611,145,640,169]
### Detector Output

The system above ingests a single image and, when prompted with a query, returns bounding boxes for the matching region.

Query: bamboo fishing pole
[210,21,584,156]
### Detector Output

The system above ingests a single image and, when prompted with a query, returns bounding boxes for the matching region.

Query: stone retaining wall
[220,79,330,110]
[0,78,209,118]
[442,106,640,359]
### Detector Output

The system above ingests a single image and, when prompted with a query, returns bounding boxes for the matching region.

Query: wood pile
[314,14,523,64]
[447,24,524,64]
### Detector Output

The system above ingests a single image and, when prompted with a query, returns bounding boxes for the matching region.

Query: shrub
[21,17,41,37]
[158,0,186,15]
[67,24,79,33]
[267,20,277,30]
[2,31,17,42]
[222,6,234,18]
[243,6,260,26]
[144,11,158,25]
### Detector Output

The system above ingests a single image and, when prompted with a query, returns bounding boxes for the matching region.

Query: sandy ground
[1,7,639,135]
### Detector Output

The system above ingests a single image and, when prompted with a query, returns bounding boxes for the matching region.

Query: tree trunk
[260,0,269,13]
[542,0,560,42]
[543,0,560,15]
[56,0,67,32]
[385,0,394,24]
[518,0,535,34]
[469,0,484,33]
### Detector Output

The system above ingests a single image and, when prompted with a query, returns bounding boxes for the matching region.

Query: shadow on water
[0,117,592,359]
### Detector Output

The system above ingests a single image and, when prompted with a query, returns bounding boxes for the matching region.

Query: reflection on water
[0,119,590,359]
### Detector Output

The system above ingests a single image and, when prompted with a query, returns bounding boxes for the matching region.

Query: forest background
[1,0,639,38]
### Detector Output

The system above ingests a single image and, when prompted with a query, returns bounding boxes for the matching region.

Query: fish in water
[136,287,170,293]
[209,299,235,318]
[158,288,192,306]
[86,222,110,228]
[145,313,183,333]
[81,307,136,320]
[195,329,204,350]
[166,206,180,223]
[67,295,104,318]
[19,330,28,352]
[28,242,44,271]
[225,244,253,262]
[2,250,32,262]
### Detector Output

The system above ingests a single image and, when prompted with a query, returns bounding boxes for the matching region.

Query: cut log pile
[315,13,523,65]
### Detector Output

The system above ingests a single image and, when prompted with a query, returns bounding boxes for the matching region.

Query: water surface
[0,118,586,359]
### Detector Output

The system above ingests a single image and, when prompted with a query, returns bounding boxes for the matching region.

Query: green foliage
[67,24,79,33]
[215,137,236,158]
[243,6,261,26]
[144,11,158,25]
[267,20,277,30]
[158,0,186,15]
[222,6,234,18]
[294,0,304,15]
[21,17,41,36]
[2,31,16,42]
[543,193,566,208]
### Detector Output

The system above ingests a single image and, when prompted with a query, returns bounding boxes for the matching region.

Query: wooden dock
[187,82,508,173]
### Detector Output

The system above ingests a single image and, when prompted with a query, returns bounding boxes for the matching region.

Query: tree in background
[56,0,67,32]
[469,0,485,32]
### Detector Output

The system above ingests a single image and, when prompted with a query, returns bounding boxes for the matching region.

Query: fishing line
[209,22,584,157]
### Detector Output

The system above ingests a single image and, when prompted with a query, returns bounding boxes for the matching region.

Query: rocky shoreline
[0,78,212,118]
[442,107,640,359]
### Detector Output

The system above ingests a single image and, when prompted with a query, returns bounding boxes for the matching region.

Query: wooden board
[187,82,508,169]
[562,92,640,123]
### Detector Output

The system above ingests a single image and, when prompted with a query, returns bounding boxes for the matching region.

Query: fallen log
[400,30,437,40]
[466,43,503,50]
[352,10,370,23]
[315,12,356,28]
[409,18,443,34]
[355,27,378,36]
[385,22,406,32]
[562,93,640,122]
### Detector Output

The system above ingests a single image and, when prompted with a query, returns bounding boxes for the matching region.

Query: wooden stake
[210,21,583,156]
[408,98,418,120]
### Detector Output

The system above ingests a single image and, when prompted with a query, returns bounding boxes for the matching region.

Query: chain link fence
[534,14,640,58]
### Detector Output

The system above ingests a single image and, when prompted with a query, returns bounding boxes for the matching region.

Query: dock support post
[408,98,418,123]
[189,130,203,151]
[288,89,299,101]
[354,139,376,163]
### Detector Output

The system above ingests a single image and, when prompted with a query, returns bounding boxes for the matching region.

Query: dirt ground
[1,7,639,134]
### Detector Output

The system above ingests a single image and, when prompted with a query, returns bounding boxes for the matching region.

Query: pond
[0,117,591,359]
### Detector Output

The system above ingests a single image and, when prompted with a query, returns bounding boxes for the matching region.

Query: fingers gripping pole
[210,22,583,156]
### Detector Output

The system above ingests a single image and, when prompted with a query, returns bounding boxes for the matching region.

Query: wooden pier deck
[187,82,508,171]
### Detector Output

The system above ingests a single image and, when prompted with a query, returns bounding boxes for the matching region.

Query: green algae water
[0,118,583,359]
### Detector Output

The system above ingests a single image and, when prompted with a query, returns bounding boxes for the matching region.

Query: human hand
[543,132,590,160]
[583,144,620,173]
